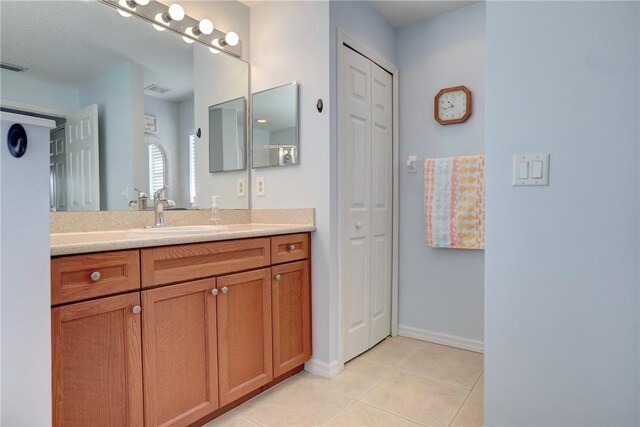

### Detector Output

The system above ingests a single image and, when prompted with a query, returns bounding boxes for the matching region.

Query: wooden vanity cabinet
[141,278,219,427]
[217,268,273,405]
[272,260,312,377]
[51,233,312,427]
[52,293,143,427]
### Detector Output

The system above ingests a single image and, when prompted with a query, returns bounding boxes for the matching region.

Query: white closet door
[66,104,99,211]
[369,62,393,347]
[340,45,393,362]
[340,46,373,362]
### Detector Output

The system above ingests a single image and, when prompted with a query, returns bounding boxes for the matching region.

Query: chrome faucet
[153,187,169,227]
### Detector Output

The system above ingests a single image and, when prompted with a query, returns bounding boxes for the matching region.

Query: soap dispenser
[209,195,221,225]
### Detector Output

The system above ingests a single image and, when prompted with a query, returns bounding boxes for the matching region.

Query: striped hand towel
[424,155,485,250]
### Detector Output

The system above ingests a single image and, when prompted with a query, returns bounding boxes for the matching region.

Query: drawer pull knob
[274,274,282,281]
[289,244,296,252]
[211,289,219,296]
[90,271,101,282]
[132,305,142,314]
[221,286,229,294]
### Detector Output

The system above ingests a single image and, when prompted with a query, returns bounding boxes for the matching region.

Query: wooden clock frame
[434,85,472,125]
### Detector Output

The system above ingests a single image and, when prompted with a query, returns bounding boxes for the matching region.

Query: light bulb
[153,14,166,31]
[209,47,220,54]
[256,119,267,124]
[198,19,214,35]
[154,13,167,30]
[118,0,133,16]
[135,0,150,5]
[168,4,185,21]
[182,36,195,44]
[225,31,239,47]
[211,38,222,49]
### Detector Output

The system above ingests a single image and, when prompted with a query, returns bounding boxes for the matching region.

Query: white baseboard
[398,325,484,354]
[304,358,344,379]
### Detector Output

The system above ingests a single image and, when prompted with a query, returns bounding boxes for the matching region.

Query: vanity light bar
[98,0,242,58]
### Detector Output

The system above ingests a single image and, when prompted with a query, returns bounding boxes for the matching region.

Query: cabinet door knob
[90,271,101,282]
[132,305,142,314]
[355,222,362,229]
[211,289,219,296]
[289,244,296,252]
[274,274,281,281]
[221,286,229,294]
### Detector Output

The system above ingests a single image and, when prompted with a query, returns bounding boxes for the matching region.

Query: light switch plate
[256,177,266,196]
[513,154,550,186]
[237,178,246,197]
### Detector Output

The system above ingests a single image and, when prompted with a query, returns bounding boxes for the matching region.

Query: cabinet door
[217,268,273,405]
[52,293,143,427]
[142,278,219,427]
[272,261,312,377]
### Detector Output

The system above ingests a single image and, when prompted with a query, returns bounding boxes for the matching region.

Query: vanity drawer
[51,250,141,305]
[271,233,310,265]
[141,238,271,287]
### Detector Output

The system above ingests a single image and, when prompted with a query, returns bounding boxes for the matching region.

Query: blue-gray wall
[485,2,640,424]
[396,3,485,350]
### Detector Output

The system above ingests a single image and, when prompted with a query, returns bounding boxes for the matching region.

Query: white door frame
[337,29,399,365]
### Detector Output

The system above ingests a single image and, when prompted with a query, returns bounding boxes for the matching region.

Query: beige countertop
[51,223,316,256]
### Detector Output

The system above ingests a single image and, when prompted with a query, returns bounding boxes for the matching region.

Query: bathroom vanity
[50,227,312,426]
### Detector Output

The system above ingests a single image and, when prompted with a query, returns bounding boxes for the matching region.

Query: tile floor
[205,336,484,427]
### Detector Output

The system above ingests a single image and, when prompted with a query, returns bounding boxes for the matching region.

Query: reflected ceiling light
[218,31,240,48]
[182,35,195,44]
[160,3,185,24]
[256,119,268,124]
[153,14,166,31]
[117,0,133,17]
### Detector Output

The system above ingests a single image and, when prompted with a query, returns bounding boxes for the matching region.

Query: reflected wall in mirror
[209,97,246,173]
[0,0,250,211]
[252,82,299,168]
[194,44,249,209]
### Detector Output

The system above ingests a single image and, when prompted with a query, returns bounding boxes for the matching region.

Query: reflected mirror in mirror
[209,97,246,173]
[252,82,299,168]
[0,0,249,211]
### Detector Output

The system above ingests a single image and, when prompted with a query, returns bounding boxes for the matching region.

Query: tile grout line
[447,369,484,427]
[356,401,428,426]
[322,399,358,426]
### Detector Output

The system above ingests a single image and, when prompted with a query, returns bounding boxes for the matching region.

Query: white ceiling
[369,0,479,28]
[0,1,194,102]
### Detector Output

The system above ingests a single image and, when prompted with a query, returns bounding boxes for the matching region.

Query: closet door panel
[340,45,373,362]
[369,62,393,347]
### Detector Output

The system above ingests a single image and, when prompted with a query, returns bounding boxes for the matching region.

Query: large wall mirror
[0,1,250,211]
[252,82,299,168]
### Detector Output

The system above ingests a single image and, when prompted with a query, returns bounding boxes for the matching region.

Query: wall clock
[434,85,472,125]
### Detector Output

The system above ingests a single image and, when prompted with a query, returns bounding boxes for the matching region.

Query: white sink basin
[128,225,228,235]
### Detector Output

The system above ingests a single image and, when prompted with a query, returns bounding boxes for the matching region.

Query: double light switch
[513,154,550,186]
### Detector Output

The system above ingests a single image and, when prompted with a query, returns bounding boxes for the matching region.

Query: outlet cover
[256,177,266,196]
[237,178,246,197]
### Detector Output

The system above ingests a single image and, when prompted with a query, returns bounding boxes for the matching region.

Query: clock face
[434,86,472,125]
[438,90,467,121]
